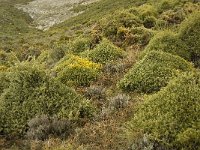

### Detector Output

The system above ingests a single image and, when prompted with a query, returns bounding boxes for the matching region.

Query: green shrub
[137,4,158,20]
[129,27,155,46]
[37,47,65,68]
[179,11,200,67]
[55,55,102,86]
[160,9,185,25]
[126,71,200,149]
[68,37,91,54]
[0,63,93,136]
[143,16,157,28]
[0,50,19,67]
[81,39,125,64]
[140,31,190,60]
[101,11,142,39]
[118,51,193,93]
[157,0,180,12]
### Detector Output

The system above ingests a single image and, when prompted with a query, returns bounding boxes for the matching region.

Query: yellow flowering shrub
[55,55,102,86]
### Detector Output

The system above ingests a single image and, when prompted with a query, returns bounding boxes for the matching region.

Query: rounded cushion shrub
[118,51,193,93]
[126,71,200,149]
[160,9,186,25]
[0,63,93,136]
[179,12,200,67]
[157,0,180,13]
[140,31,191,60]
[137,4,158,20]
[129,27,155,46]
[101,11,142,39]
[68,37,91,54]
[81,39,125,64]
[55,55,102,86]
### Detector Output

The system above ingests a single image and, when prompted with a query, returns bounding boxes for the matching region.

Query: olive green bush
[55,55,102,86]
[101,11,142,39]
[0,50,19,67]
[157,0,181,13]
[0,63,93,136]
[81,39,125,64]
[129,27,155,46]
[118,51,193,93]
[140,31,190,60]
[68,37,92,54]
[179,11,200,67]
[126,71,200,149]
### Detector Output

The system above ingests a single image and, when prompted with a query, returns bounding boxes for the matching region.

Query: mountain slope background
[0,0,200,149]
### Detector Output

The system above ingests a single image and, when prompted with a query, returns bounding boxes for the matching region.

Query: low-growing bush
[109,94,130,111]
[129,27,155,46]
[68,37,91,54]
[26,115,74,140]
[137,4,158,20]
[160,9,185,25]
[55,55,102,86]
[157,0,180,13]
[143,16,157,28]
[125,71,200,149]
[101,11,142,40]
[0,50,19,67]
[81,39,125,64]
[0,63,93,136]
[84,85,106,100]
[118,51,193,93]
[140,31,190,60]
[179,11,200,67]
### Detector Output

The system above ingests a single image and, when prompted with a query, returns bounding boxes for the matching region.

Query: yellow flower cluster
[68,55,102,70]
[55,55,102,72]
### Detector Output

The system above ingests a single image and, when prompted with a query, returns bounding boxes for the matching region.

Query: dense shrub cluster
[0,63,93,136]
[118,51,193,93]
[100,10,142,41]
[179,11,200,67]
[126,71,200,149]
[81,39,125,64]
[140,31,190,60]
[55,55,102,86]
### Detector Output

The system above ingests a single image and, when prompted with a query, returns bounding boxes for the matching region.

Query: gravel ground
[16,0,99,30]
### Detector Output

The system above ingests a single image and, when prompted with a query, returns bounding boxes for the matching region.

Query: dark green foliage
[140,31,191,60]
[179,11,200,67]
[118,51,193,93]
[0,63,92,136]
[126,71,200,149]
[81,39,125,64]
[26,115,74,140]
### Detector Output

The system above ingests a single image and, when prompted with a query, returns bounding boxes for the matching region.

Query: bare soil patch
[16,0,99,30]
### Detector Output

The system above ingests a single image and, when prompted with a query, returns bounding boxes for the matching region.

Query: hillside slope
[0,0,200,149]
